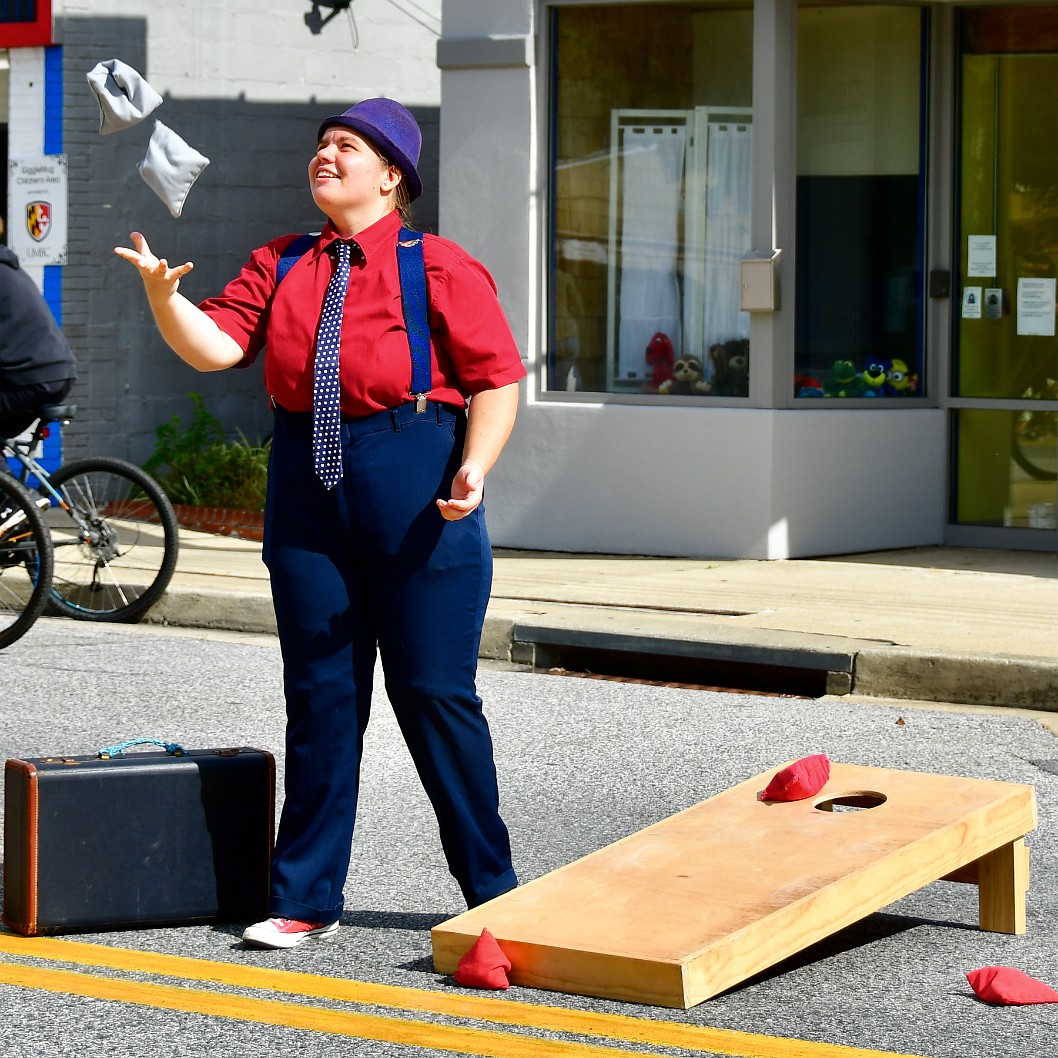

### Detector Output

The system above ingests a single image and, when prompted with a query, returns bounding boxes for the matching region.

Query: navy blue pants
[262,404,516,923]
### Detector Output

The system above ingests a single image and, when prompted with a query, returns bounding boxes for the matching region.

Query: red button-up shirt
[199,210,525,416]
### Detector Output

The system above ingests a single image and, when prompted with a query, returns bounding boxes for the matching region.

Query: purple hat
[318,97,423,201]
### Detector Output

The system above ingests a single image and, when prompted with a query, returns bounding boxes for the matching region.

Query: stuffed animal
[884,358,916,396]
[795,374,823,398]
[823,359,865,397]
[860,360,887,397]
[710,338,749,397]
[658,355,711,395]
[645,332,675,391]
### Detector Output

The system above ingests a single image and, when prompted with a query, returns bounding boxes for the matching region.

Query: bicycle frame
[2,408,181,623]
[2,419,89,535]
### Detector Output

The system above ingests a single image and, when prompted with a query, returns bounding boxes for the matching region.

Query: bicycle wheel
[0,471,55,649]
[1011,408,1057,482]
[45,457,180,622]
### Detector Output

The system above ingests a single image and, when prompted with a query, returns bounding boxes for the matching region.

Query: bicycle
[2,404,180,622]
[0,469,55,648]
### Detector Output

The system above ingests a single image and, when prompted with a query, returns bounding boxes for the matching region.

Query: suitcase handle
[98,738,186,759]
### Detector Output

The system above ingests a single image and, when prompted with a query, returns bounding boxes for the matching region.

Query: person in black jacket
[0,216,77,438]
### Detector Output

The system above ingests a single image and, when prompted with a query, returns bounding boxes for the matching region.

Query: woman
[116,98,524,950]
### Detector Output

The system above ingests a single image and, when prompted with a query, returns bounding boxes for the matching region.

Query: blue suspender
[275,227,432,412]
[276,232,320,285]
[396,229,431,412]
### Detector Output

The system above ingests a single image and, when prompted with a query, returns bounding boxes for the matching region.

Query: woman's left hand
[437,461,484,521]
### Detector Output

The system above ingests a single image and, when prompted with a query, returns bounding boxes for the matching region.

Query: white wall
[6,47,43,152]
[54,0,442,105]
[490,403,775,557]
[487,404,945,558]
[768,408,946,557]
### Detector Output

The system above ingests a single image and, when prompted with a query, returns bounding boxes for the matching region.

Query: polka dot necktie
[313,240,352,490]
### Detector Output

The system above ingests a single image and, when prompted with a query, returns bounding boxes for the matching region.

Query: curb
[146,587,1057,712]
[852,646,1058,711]
[145,588,277,635]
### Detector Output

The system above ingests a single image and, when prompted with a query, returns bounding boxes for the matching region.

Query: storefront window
[547,4,753,397]
[794,6,926,400]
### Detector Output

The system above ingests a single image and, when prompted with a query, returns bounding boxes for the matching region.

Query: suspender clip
[414,393,428,414]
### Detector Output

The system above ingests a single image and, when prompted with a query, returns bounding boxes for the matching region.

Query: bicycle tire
[0,470,55,649]
[44,456,180,622]
[1010,410,1057,482]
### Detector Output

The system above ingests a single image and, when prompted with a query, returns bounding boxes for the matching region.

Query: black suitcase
[2,743,275,936]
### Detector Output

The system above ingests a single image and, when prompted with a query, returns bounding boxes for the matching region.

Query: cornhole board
[432,762,1036,1008]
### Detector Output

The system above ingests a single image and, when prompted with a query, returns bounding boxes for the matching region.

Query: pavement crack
[491,595,756,617]
[1021,758,1058,777]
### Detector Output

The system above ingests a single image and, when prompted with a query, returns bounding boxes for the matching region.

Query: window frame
[540,0,758,408]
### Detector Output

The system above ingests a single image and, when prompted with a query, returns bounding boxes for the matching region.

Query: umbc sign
[0,1,53,48]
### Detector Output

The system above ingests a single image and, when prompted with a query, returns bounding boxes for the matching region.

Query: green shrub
[144,393,270,511]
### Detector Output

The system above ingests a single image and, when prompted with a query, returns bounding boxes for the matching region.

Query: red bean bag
[966,966,1058,1005]
[453,927,512,990]
[762,754,831,802]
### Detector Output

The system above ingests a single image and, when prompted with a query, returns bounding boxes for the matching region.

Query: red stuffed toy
[645,332,674,391]
[453,927,512,990]
[762,754,831,802]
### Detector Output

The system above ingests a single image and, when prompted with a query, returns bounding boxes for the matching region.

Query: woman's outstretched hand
[111,231,243,372]
[114,231,194,297]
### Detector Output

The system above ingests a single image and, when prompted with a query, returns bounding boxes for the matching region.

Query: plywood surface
[432,762,1037,1007]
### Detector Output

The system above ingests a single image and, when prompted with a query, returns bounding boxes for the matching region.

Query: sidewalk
[148,527,1058,711]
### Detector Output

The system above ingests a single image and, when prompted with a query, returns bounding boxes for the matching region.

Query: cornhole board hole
[432,762,1036,1008]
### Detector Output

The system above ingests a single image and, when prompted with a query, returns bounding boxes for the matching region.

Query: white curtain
[616,126,686,381]
[701,122,752,356]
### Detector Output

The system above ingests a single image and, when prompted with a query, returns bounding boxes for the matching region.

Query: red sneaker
[241,917,339,949]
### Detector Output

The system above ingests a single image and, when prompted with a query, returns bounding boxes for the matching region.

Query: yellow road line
[0,961,645,1058]
[0,934,923,1058]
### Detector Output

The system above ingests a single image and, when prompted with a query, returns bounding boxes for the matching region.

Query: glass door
[954,8,1058,536]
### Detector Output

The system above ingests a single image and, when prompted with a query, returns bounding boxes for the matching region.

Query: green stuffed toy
[823,359,865,398]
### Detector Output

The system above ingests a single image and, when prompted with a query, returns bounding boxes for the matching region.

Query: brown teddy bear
[709,339,749,396]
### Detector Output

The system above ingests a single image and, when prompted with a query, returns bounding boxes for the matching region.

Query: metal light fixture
[305,0,353,35]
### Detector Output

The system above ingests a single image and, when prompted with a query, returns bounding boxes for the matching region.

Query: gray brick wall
[57,14,439,466]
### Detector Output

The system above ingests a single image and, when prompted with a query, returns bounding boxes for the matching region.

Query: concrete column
[750,0,797,409]
[437,5,537,364]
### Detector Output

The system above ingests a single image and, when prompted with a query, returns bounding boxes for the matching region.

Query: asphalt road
[1,619,1057,1058]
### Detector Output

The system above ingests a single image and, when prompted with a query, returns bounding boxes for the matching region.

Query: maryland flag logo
[26,201,51,242]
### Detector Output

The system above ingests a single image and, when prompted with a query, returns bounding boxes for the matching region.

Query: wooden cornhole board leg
[432,763,1037,1008]
[945,837,1031,935]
